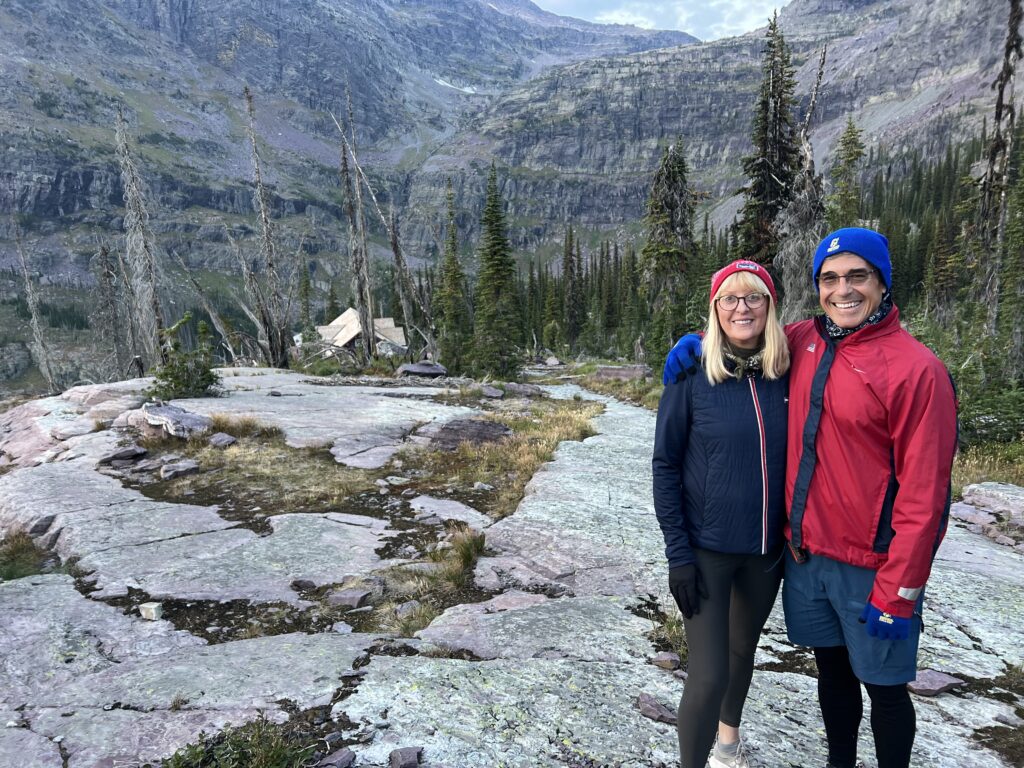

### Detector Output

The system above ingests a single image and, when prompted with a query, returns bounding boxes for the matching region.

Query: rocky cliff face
[0,0,1010,280]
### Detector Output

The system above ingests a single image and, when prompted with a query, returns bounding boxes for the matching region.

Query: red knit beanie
[709,260,777,304]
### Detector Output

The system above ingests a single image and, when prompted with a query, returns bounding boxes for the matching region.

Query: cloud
[531,0,789,40]
[594,8,657,29]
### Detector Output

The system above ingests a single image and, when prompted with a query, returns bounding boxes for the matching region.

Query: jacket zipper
[748,377,768,554]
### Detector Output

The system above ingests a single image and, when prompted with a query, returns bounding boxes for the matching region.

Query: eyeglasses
[819,269,877,289]
[715,293,767,310]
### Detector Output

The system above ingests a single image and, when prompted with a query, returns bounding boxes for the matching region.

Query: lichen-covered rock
[963,482,1024,519]
[416,592,655,662]
[409,495,492,529]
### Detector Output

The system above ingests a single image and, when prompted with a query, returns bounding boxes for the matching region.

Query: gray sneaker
[708,739,750,768]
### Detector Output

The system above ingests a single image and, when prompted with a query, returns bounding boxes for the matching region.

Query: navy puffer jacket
[652,365,788,567]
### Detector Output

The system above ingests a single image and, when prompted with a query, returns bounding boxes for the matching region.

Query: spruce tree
[561,225,582,351]
[738,12,799,264]
[827,117,866,229]
[639,138,699,369]
[436,180,471,374]
[472,164,521,377]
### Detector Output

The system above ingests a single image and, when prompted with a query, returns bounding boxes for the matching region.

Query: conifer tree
[472,164,521,377]
[298,263,316,342]
[436,179,471,374]
[561,225,582,351]
[827,116,866,229]
[324,281,340,322]
[639,138,699,369]
[738,12,799,264]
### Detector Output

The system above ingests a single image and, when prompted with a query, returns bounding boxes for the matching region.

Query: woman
[652,259,789,768]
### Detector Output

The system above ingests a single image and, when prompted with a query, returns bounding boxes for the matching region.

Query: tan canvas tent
[316,308,407,350]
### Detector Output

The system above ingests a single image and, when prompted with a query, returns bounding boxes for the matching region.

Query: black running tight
[676,547,783,768]
[814,645,916,768]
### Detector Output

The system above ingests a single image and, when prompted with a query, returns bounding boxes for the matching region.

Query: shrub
[148,313,221,400]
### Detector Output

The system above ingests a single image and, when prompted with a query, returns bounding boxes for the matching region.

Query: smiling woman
[530,0,794,40]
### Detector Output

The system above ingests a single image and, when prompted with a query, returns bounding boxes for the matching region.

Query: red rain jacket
[784,307,958,618]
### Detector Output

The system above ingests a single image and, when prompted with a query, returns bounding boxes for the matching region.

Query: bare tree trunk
[334,105,375,361]
[243,87,292,368]
[91,243,129,377]
[14,223,57,392]
[115,108,166,368]
[172,252,239,363]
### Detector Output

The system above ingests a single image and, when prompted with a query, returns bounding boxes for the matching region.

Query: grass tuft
[208,413,282,439]
[0,532,50,581]
[162,712,313,768]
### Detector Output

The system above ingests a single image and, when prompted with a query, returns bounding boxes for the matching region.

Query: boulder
[962,483,1024,519]
[208,432,237,449]
[909,669,965,696]
[138,602,163,621]
[634,693,676,724]
[501,382,544,398]
[97,445,147,465]
[592,364,652,381]
[430,419,512,451]
[142,404,213,439]
[949,502,996,526]
[318,747,357,767]
[326,588,372,609]
[397,362,448,378]
[479,385,504,399]
[544,356,562,366]
[160,460,200,481]
[650,652,680,670]
[389,746,423,767]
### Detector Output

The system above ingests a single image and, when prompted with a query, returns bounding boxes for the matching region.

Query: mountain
[0,0,1010,286]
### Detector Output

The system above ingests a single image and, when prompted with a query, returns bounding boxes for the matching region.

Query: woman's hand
[669,564,709,618]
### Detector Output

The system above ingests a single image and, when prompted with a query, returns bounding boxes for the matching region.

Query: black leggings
[676,547,783,768]
[814,645,916,768]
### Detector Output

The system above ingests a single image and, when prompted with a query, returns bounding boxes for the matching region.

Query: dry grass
[580,374,663,411]
[374,599,440,637]
[650,611,688,663]
[952,441,1024,498]
[208,413,282,439]
[0,532,49,581]
[414,398,603,519]
[168,435,372,512]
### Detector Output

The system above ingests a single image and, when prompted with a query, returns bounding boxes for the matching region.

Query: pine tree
[738,12,799,265]
[472,164,521,377]
[324,281,341,322]
[436,179,471,374]
[827,116,866,229]
[639,138,699,369]
[561,225,582,351]
[298,263,316,342]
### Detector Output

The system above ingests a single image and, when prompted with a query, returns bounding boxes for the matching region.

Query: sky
[532,1,791,41]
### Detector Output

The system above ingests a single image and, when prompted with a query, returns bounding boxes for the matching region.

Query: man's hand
[662,334,703,385]
[669,564,709,619]
[859,602,911,641]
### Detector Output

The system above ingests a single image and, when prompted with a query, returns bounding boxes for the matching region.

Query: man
[662,227,958,768]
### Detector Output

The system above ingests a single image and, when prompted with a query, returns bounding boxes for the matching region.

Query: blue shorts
[782,547,922,686]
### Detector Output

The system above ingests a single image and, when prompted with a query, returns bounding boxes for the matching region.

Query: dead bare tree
[330,110,437,360]
[774,45,829,324]
[115,108,167,370]
[13,222,57,392]
[241,86,294,368]
[172,252,240,364]
[333,96,375,362]
[90,243,130,377]
[978,0,1023,332]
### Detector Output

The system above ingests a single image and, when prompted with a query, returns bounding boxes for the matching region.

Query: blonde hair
[704,271,790,385]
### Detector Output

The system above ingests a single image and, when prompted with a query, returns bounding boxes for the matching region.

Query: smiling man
[661,227,959,768]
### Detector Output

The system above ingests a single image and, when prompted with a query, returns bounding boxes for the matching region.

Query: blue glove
[859,602,911,641]
[662,334,703,385]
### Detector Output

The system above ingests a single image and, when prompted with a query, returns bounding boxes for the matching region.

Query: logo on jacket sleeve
[806,343,816,353]
[827,237,841,253]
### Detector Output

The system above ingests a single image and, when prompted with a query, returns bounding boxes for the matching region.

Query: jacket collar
[815,305,901,345]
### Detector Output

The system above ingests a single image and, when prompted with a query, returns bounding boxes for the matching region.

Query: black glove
[669,564,709,619]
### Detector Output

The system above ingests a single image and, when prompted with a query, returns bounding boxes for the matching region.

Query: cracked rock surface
[1,379,1021,767]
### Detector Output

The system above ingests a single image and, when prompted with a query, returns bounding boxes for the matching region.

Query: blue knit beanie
[813,227,891,289]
